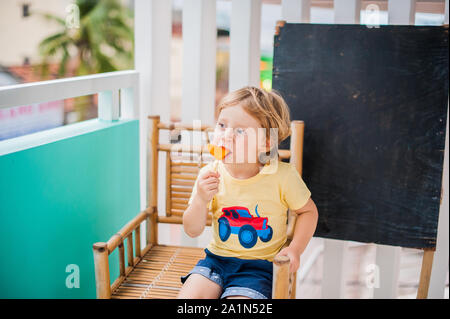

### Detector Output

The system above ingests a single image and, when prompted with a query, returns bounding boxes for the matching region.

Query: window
[236,209,252,218]
[22,4,30,18]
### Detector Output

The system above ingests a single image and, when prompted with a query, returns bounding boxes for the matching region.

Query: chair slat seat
[111,245,205,299]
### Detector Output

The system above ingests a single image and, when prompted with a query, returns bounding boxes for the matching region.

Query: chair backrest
[148,115,305,242]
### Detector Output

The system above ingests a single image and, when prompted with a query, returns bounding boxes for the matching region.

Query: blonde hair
[217,86,291,147]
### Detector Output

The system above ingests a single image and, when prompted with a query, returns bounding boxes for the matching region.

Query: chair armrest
[92,207,155,298]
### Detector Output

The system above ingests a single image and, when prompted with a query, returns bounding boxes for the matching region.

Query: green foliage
[37,0,134,78]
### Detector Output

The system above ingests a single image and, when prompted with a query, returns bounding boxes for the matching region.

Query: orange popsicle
[206,144,229,211]
[207,144,230,160]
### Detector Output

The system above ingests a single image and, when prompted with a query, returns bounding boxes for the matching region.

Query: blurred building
[0,0,72,66]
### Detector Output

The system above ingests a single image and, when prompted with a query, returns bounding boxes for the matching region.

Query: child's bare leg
[177,274,222,299]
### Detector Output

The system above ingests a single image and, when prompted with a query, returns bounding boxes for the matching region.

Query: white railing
[133,0,448,299]
[0,70,146,211]
[0,70,139,120]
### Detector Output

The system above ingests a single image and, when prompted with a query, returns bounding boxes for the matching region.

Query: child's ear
[266,134,278,153]
[265,138,271,153]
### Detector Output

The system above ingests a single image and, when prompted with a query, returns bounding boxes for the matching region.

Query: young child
[177,86,318,299]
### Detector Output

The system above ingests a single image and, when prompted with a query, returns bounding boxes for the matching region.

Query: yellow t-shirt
[188,159,311,262]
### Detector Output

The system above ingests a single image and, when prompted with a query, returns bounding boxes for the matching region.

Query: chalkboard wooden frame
[273,22,449,250]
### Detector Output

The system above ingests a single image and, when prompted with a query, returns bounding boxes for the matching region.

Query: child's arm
[183,171,220,237]
[277,197,319,273]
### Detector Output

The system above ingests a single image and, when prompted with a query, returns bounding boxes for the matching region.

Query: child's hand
[276,246,300,274]
[195,171,220,204]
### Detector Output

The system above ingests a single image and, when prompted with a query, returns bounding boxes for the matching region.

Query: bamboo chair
[93,115,306,299]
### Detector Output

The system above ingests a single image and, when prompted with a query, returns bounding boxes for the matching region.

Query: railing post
[282,0,311,23]
[388,0,416,25]
[373,245,401,299]
[229,0,262,91]
[445,0,449,25]
[120,86,139,120]
[98,89,120,121]
[322,239,348,298]
[135,0,171,213]
[319,1,363,299]
[372,0,418,300]
[334,0,361,24]
[181,0,216,125]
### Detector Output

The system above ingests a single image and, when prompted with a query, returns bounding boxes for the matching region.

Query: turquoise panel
[0,119,140,298]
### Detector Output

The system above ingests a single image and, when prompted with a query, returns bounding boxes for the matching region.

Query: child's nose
[213,128,234,146]
[224,127,234,139]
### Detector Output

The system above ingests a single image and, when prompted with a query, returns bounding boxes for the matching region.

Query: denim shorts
[180,249,273,299]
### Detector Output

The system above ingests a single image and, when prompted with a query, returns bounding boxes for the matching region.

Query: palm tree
[36,0,134,121]
[38,0,133,76]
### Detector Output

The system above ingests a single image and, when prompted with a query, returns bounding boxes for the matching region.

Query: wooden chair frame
[93,115,306,299]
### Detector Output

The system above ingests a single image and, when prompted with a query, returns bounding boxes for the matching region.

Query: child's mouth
[223,151,232,161]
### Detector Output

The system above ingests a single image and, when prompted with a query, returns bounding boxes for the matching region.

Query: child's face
[213,104,270,164]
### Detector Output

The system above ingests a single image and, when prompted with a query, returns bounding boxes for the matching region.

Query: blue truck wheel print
[238,225,258,248]
[218,217,231,241]
[259,225,273,242]
[217,204,272,249]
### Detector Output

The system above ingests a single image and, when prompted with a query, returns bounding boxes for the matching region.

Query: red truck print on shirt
[217,204,273,249]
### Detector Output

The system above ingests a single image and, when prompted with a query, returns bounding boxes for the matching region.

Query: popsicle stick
[207,160,219,211]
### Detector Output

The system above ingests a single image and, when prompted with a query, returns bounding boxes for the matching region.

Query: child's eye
[216,122,225,129]
[234,128,246,136]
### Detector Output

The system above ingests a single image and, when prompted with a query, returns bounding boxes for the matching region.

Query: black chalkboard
[273,23,448,248]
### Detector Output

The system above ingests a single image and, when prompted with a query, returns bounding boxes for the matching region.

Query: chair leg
[289,272,297,299]
[417,249,435,299]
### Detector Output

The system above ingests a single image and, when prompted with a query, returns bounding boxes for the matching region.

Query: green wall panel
[0,119,140,298]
